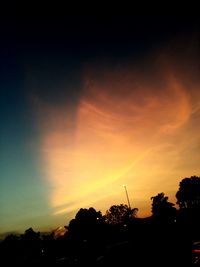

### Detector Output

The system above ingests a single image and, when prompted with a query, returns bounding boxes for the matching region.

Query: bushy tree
[67,207,103,240]
[151,193,176,222]
[176,176,200,209]
[104,204,135,225]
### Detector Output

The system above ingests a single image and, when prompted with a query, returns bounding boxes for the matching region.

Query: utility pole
[123,184,131,209]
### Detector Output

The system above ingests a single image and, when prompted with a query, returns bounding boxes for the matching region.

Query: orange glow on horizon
[34,56,200,217]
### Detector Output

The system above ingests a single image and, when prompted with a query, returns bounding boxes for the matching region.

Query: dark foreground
[0,221,199,266]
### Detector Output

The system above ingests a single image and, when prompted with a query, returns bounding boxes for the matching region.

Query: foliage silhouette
[66,207,106,264]
[176,175,200,209]
[151,192,176,223]
[67,207,103,239]
[104,204,138,226]
[176,175,200,240]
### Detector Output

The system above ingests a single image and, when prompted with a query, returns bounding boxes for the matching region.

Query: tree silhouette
[176,175,200,209]
[0,234,21,264]
[104,204,134,225]
[67,207,104,242]
[20,228,42,262]
[151,193,176,222]
[66,208,105,264]
[176,176,200,231]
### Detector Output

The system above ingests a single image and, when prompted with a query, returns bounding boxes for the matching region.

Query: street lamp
[123,184,131,209]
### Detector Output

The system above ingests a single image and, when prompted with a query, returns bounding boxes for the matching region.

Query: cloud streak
[34,47,200,217]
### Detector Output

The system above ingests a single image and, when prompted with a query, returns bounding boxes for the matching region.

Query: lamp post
[123,184,131,209]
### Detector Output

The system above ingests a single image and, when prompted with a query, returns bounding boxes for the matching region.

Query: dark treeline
[0,175,200,266]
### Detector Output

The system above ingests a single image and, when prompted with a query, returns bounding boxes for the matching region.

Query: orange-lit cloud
[34,52,200,217]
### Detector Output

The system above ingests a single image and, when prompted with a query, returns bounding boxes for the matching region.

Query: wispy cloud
[34,48,200,216]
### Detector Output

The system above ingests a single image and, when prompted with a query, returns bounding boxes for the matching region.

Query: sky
[0,15,200,234]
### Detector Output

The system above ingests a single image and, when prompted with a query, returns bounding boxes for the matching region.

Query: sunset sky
[0,16,199,234]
